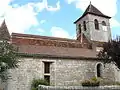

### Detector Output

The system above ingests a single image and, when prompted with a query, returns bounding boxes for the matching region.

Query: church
[0,3,120,90]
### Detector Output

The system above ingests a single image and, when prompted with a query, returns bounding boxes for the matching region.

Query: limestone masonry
[0,3,120,90]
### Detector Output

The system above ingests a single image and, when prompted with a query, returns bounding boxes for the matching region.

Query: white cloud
[32,1,46,12]
[66,0,120,29]
[46,1,60,11]
[0,0,60,34]
[66,0,117,17]
[66,0,77,4]
[0,0,39,34]
[110,18,120,28]
[0,17,4,26]
[40,20,46,24]
[37,28,45,33]
[5,3,38,33]
[32,0,60,12]
[50,26,70,38]
[0,0,12,16]
[50,26,76,39]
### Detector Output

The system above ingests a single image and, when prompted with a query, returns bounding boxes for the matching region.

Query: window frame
[78,24,81,34]
[102,21,107,31]
[94,19,99,30]
[96,63,102,77]
[44,62,50,74]
[102,21,106,26]
[44,75,50,84]
[83,21,87,31]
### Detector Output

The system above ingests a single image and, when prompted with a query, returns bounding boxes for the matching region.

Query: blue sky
[0,0,120,39]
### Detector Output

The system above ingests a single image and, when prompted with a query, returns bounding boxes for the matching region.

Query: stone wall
[38,85,120,90]
[88,14,111,42]
[6,57,116,90]
[55,59,115,86]
[7,58,45,90]
[76,13,111,42]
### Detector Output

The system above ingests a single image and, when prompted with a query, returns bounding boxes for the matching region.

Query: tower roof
[74,3,111,23]
[0,20,10,41]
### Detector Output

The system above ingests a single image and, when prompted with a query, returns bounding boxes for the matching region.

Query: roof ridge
[74,4,111,23]
[83,4,106,17]
[12,33,77,42]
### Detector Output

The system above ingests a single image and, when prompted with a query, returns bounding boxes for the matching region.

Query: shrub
[115,82,120,85]
[81,77,100,87]
[100,81,120,86]
[31,88,37,90]
[31,78,49,90]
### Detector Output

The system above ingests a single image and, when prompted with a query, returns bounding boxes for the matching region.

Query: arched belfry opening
[102,21,106,26]
[74,2,111,43]
[94,19,99,30]
[97,63,102,77]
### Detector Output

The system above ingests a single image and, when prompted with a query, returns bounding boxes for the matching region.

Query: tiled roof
[17,45,96,58]
[12,33,77,42]
[74,4,111,23]
[0,20,10,40]
[12,33,97,58]
[12,33,83,48]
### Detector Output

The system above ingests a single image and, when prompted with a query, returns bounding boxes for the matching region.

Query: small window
[83,21,86,31]
[102,21,106,26]
[97,63,102,77]
[44,62,50,73]
[44,75,50,84]
[94,19,99,30]
[102,21,107,31]
[43,62,52,85]
[78,24,81,34]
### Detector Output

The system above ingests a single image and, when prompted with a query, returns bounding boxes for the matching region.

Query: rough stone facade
[76,13,111,43]
[0,3,119,90]
[38,85,120,90]
[6,57,116,90]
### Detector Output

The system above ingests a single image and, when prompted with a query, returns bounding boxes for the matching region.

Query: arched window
[97,63,102,77]
[83,21,86,31]
[78,24,81,34]
[94,19,99,30]
[102,21,106,26]
[102,21,107,31]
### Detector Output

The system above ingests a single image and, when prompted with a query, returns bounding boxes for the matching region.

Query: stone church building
[0,3,120,90]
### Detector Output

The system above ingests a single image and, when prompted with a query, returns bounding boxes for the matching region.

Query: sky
[0,0,120,39]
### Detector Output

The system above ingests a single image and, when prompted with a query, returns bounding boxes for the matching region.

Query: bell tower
[0,20,10,41]
[74,3,111,44]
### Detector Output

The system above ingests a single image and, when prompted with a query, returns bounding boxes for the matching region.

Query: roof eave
[89,12,111,19]
[17,52,99,60]
[74,13,111,24]
[74,13,87,24]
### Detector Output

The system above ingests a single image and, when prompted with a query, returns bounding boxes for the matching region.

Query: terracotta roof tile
[12,33,77,42]
[12,33,83,48]
[17,45,96,58]
[12,33,96,58]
